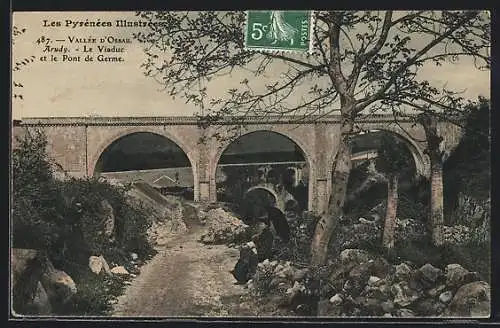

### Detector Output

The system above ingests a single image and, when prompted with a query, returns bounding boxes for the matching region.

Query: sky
[12,11,490,120]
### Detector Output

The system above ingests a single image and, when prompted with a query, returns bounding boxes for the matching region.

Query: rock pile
[147,200,188,246]
[317,249,490,317]
[246,259,312,315]
[199,208,251,245]
[244,247,490,317]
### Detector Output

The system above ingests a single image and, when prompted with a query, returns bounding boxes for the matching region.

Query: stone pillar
[197,126,218,203]
[197,128,211,202]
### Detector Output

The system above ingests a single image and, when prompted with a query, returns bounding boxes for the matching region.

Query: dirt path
[112,226,250,317]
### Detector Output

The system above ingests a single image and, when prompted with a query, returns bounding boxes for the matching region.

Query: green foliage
[219,166,260,202]
[444,97,490,208]
[397,193,430,220]
[375,134,414,176]
[251,265,275,297]
[12,129,65,250]
[12,130,156,315]
[55,260,129,316]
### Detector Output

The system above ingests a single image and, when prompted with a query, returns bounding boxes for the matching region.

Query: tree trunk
[430,162,444,246]
[418,113,445,247]
[310,124,353,266]
[383,174,399,249]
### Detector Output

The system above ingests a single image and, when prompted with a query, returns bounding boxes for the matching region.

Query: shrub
[12,129,66,250]
[12,129,156,315]
[55,260,129,316]
[55,178,155,265]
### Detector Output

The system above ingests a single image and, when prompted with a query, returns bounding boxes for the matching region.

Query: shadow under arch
[240,186,279,222]
[213,129,313,210]
[375,129,427,177]
[335,128,427,178]
[90,130,198,198]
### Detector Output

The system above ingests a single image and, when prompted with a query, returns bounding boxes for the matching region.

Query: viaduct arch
[13,115,463,215]
[213,129,313,212]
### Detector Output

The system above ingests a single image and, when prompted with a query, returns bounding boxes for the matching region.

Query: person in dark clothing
[230,242,258,284]
[265,205,291,243]
[251,221,274,262]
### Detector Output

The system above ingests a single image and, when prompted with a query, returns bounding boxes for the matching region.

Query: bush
[11,129,156,315]
[12,129,66,250]
[55,178,155,265]
[55,260,129,316]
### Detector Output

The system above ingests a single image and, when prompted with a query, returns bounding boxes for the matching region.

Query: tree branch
[354,11,479,112]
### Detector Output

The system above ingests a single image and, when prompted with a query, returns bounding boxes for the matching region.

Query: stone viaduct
[12,115,463,214]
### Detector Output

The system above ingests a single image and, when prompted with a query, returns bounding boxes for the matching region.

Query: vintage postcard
[10,10,491,320]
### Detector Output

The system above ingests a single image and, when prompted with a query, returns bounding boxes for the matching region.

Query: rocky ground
[111,200,491,318]
[112,211,255,317]
[244,249,491,318]
[13,191,489,318]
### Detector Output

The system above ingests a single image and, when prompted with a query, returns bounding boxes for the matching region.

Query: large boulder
[88,256,103,274]
[445,264,480,288]
[12,250,77,316]
[327,249,380,293]
[199,208,251,245]
[339,249,376,267]
[110,266,129,275]
[419,263,444,284]
[40,262,77,307]
[394,262,413,282]
[88,255,111,275]
[347,261,375,295]
[391,282,421,307]
[444,281,490,317]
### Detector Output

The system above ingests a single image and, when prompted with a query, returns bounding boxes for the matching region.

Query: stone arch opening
[214,130,310,215]
[240,187,278,223]
[344,130,422,215]
[349,129,424,177]
[93,132,195,200]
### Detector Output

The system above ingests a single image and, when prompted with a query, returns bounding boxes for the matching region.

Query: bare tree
[12,26,35,100]
[375,134,414,250]
[134,10,490,266]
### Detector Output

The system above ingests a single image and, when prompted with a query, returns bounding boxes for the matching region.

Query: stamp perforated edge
[243,10,316,56]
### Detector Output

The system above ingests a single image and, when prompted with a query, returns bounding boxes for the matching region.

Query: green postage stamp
[245,11,313,52]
